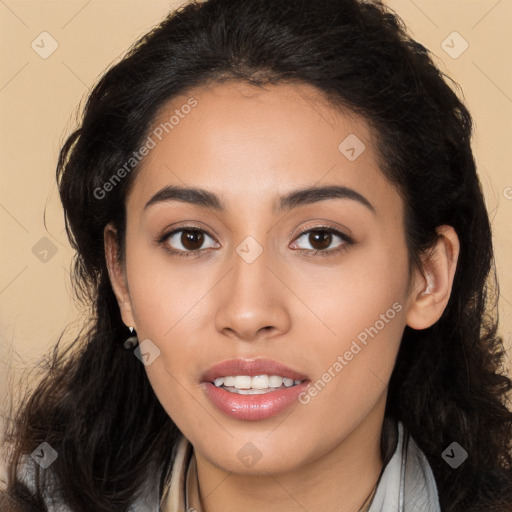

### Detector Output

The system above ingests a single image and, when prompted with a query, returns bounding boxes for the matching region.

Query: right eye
[159,226,219,257]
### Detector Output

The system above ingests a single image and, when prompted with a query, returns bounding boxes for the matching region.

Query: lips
[202,380,310,421]
[201,357,309,382]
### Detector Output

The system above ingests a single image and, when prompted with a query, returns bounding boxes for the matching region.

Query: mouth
[200,358,310,420]
[210,374,305,394]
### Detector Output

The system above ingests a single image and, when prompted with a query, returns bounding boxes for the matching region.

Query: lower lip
[202,380,309,421]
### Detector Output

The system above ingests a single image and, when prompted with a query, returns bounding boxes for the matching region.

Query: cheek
[123,240,212,394]
[124,236,206,337]
[296,292,405,443]
[299,238,408,405]
[303,290,405,397]
[143,356,210,444]
[300,234,408,346]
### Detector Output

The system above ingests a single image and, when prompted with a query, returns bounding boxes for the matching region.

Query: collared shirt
[13,418,441,511]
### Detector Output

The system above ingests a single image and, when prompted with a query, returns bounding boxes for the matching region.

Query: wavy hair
[2,0,512,510]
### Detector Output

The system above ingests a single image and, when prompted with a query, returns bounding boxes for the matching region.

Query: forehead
[127,80,401,221]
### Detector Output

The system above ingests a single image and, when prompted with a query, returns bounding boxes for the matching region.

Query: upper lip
[201,358,309,383]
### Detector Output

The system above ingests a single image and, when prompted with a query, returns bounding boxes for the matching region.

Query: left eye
[291,228,350,252]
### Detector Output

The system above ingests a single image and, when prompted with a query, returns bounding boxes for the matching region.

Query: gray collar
[368,419,441,512]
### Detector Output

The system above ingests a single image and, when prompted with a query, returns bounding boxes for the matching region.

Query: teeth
[269,375,283,387]
[212,374,303,391]
[214,377,226,387]
[234,376,252,389]
[223,376,235,387]
[226,387,281,395]
[252,375,270,389]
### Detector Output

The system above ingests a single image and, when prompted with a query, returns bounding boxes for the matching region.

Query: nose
[214,244,291,342]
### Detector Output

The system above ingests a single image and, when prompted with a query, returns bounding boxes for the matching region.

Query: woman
[1,0,511,510]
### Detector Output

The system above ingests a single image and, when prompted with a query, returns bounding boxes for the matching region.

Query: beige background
[1,0,511,463]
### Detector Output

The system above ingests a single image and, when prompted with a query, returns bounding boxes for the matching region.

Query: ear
[405,225,460,330]
[104,222,136,329]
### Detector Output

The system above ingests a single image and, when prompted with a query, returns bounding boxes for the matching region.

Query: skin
[105,81,459,512]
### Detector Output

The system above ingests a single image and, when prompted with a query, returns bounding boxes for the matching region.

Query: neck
[189,393,387,512]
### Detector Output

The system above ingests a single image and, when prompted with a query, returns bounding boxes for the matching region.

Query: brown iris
[180,229,205,250]
[307,230,332,251]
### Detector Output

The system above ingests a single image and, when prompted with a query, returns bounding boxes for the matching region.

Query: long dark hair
[2,0,511,510]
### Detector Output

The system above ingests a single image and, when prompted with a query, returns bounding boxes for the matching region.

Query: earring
[124,326,138,349]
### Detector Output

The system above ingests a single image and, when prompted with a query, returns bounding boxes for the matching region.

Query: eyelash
[157,224,354,259]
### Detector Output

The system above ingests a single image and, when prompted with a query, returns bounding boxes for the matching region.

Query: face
[107,80,423,475]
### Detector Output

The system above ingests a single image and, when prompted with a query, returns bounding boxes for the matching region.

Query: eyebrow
[143,184,376,215]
